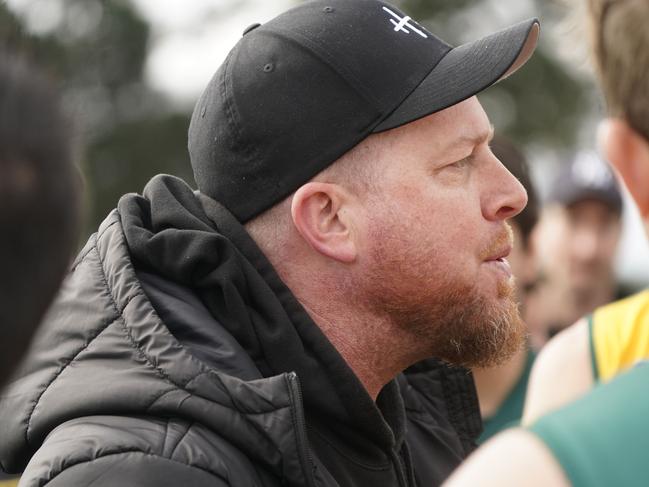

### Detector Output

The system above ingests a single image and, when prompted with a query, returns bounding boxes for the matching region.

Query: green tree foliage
[1,0,193,237]
[2,0,592,239]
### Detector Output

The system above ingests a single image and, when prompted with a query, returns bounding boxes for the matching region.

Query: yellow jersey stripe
[591,289,649,382]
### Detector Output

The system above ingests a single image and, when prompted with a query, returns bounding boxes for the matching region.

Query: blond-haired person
[523,0,649,425]
[444,1,649,486]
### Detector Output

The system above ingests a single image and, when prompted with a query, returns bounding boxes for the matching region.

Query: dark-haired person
[473,137,540,443]
[0,2,539,486]
[525,151,623,349]
[444,0,649,485]
[0,53,81,487]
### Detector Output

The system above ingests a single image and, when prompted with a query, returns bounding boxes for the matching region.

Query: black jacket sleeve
[42,451,230,487]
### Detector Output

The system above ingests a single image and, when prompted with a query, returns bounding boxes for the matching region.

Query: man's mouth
[486,256,512,278]
[484,245,513,278]
[480,224,514,279]
[487,245,511,261]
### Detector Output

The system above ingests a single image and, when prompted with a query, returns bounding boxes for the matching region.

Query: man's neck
[257,241,422,402]
[298,297,417,401]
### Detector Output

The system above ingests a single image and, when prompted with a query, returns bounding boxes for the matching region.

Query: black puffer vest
[0,175,480,486]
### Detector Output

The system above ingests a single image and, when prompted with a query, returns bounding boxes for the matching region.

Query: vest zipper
[390,449,411,487]
[286,372,317,487]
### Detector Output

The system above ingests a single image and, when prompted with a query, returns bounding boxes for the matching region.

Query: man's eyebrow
[458,124,495,146]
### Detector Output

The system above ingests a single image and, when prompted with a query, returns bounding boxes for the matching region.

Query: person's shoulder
[594,288,649,324]
[445,364,649,487]
[34,448,231,487]
[21,415,256,487]
[528,362,649,487]
[442,428,570,487]
[523,318,593,424]
[591,288,649,381]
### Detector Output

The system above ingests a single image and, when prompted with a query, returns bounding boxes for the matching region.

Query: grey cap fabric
[549,151,623,213]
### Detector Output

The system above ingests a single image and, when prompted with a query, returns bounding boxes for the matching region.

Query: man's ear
[290,182,357,263]
[599,118,649,216]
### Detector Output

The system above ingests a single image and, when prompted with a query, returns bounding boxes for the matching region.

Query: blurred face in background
[539,199,621,296]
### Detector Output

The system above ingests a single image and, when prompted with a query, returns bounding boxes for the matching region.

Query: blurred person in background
[524,152,633,423]
[473,136,540,443]
[0,52,81,486]
[444,0,649,485]
[0,1,540,485]
[525,151,623,348]
[0,51,81,394]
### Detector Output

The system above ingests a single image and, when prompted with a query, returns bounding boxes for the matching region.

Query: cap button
[242,23,261,36]
[323,6,335,13]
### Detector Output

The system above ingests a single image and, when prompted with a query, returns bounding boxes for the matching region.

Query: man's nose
[483,159,528,221]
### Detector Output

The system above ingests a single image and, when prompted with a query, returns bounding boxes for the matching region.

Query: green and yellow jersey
[529,362,649,487]
[520,290,649,486]
[588,289,649,382]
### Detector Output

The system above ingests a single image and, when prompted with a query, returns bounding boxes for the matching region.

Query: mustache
[479,223,514,261]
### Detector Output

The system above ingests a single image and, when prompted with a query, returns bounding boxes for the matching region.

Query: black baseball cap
[548,151,623,213]
[189,0,540,222]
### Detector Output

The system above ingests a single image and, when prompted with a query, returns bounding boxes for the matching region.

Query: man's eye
[449,156,472,169]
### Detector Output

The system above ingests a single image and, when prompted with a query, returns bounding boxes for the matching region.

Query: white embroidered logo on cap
[382,6,428,38]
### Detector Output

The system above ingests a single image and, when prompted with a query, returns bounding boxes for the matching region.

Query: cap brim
[372,18,540,133]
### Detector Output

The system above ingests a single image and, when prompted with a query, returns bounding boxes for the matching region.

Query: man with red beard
[0,1,538,486]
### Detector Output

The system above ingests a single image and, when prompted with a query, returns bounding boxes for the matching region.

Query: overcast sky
[4,0,294,106]
[130,0,295,107]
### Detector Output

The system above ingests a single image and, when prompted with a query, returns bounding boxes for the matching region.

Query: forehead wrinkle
[375,104,493,160]
[457,123,495,148]
[418,126,491,169]
[432,122,494,160]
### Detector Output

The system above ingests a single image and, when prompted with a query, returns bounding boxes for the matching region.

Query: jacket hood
[0,175,405,481]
